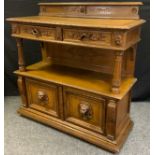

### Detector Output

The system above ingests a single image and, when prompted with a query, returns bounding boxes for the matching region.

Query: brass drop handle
[37,90,48,102]
[31,28,40,37]
[79,101,93,120]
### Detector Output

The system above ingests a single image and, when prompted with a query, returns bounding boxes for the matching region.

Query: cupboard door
[63,87,106,134]
[26,78,60,118]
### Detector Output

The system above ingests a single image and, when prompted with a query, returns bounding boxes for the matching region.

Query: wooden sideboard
[6,2,145,153]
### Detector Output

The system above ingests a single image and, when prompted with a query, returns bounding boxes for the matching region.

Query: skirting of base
[17,107,133,153]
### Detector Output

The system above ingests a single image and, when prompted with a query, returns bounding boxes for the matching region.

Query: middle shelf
[14,61,136,99]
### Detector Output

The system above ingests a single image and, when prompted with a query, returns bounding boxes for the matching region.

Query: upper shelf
[14,61,137,100]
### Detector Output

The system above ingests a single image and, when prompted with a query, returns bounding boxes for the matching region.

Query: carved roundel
[132,7,138,15]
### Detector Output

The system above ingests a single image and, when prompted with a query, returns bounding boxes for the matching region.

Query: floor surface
[4,96,150,155]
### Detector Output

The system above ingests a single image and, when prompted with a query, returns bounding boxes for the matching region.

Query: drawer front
[63,28,112,46]
[63,87,106,134]
[12,24,56,40]
[26,78,60,117]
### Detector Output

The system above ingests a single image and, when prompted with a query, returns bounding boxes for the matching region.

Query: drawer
[63,28,112,46]
[26,78,60,117]
[63,87,106,134]
[12,24,56,40]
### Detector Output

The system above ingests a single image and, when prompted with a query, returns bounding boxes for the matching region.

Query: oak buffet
[7,2,145,153]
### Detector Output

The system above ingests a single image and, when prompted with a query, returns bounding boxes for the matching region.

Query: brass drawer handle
[37,90,48,102]
[31,28,40,37]
[79,101,93,120]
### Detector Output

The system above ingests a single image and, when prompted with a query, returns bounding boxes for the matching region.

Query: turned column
[16,38,27,107]
[112,51,124,94]
[16,38,26,71]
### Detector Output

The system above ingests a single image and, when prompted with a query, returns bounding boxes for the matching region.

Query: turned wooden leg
[16,38,26,71]
[112,51,124,94]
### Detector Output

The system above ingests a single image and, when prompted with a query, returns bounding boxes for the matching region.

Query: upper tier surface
[7,16,145,29]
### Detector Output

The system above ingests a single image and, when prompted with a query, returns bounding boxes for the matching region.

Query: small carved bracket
[113,32,124,46]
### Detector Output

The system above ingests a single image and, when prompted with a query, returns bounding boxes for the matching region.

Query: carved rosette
[131,7,138,15]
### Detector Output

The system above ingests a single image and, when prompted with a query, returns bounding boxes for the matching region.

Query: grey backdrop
[4,0,150,100]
